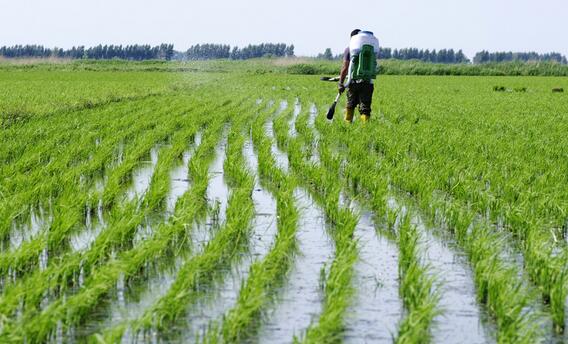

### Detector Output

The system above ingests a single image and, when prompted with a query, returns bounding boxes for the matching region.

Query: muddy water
[264,100,289,172]
[387,197,495,344]
[289,98,301,138]
[125,146,160,202]
[165,132,202,219]
[341,196,402,343]
[257,188,334,343]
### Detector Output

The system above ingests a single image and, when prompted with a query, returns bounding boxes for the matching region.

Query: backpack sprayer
[325,31,379,120]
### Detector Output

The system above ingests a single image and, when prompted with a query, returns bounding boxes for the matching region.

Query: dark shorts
[347,82,374,115]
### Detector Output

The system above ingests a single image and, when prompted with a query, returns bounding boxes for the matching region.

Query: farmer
[338,29,380,123]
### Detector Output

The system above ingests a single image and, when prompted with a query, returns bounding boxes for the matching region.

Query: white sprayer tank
[349,31,380,56]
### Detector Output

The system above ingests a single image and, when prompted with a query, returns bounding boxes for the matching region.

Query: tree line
[318,47,567,65]
[185,43,295,60]
[1,43,566,65]
[0,43,294,61]
[318,47,469,64]
[0,44,175,60]
[473,51,567,64]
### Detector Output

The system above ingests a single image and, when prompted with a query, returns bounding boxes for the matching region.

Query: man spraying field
[337,29,380,123]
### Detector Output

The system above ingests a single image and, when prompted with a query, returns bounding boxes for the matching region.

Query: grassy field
[1,61,567,343]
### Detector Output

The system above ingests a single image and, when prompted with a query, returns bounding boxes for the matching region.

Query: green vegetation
[0,60,567,343]
[3,58,568,78]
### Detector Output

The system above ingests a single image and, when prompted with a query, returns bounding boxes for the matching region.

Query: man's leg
[345,84,359,123]
[358,83,374,122]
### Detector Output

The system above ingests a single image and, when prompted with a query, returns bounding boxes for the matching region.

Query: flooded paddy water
[125,145,160,203]
[341,196,402,343]
[289,98,301,138]
[387,197,495,344]
[265,100,289,172]
[177,137,280,340]
[257,188,334,343]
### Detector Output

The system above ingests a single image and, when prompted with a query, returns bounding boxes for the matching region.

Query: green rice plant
[395,215,440,344]
[0,106,231,343]
[198,99,301,343]
[93,98,257,342]
[271,102,359,343]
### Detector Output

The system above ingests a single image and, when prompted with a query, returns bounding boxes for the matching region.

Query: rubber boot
[344,108,354,123]
[360,114,370,123]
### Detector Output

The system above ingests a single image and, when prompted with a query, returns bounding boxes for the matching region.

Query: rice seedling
[1,63,567,343]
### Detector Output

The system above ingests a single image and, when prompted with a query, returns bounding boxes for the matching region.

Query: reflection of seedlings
[205,134,230,228]
[289,98,301,138]
[70,200,106,252]
[10,205,53,251]
[125,145,160,202]
[373,276,383,291]
[166,133,202,219]
[319,263,327,291]
[209,200,221,229]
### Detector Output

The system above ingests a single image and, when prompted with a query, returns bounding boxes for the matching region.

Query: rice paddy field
[1,61,568,343]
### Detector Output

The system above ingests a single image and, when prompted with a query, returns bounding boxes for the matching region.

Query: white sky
[1,0,567,59]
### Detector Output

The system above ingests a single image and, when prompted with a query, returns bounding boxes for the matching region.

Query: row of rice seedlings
[306,110,404,342]
[73,129,204,339]
[0,101,234,342]
[0,107,188,284]
[88,106,231,342]
[0,96,164,241]
[0,96,187,251]
[333,120,542,343]
[395,215,441,344]
[270,101,359,343]
[358,136,550,340]
[69,114,215,336]
[288,97,301,138]
[265,100,290,171]
[310,106,492,343]
[256,103,335,343]
[0,95,149,181]
[292,101,435,343]
[390,141,568,333]
[199,99,301,343]
[0,99,213,312]
[376,85,568,331]
[0,122,191,329]
[96,100,258,342]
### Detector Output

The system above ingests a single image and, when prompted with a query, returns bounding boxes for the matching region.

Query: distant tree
[286,44,295,57]
[472,50,566,64]
[318,48,334,60]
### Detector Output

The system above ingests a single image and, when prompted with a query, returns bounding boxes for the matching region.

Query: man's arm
[339,59,349,86]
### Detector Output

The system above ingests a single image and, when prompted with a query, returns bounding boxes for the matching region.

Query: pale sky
[1,0,567,59]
